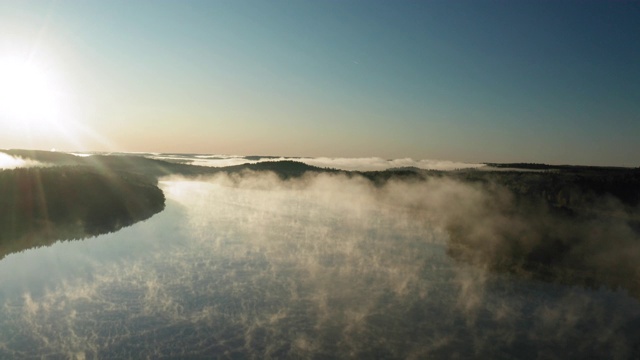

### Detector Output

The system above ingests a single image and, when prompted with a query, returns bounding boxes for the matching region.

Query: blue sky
[0,1,638,165]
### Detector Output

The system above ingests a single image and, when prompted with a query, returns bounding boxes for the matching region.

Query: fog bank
[0,153,44,169]
[0,169,638,358]
[147,154,485,171]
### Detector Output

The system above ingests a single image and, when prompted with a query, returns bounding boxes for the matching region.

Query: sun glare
[0,57,61,126]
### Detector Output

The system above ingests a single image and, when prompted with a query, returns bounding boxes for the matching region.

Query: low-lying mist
[1,169,638,358]
[149,154,485,171]
[0,153,45,169]
[178,169,640,295]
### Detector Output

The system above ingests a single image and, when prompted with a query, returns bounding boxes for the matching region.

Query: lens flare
[0,57,62,124]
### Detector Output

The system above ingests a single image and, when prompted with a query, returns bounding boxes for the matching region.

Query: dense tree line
[0,166,165,259]
[444,170,640,298]
[358,165,640,298]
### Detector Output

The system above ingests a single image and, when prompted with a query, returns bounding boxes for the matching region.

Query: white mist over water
[0,153,44,169]
[148,154,485,171]
[0,171,638,358]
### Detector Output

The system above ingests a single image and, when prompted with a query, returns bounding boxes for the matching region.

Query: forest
[0,165,165,260]
[2,149,640,298]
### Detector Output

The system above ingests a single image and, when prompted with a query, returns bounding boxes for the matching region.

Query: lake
[1,176,638,359]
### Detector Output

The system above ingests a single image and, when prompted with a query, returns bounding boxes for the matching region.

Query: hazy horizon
[1,1,638,166]
[3,149,638,170]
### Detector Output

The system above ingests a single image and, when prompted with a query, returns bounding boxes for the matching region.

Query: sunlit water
[0,178,638,359]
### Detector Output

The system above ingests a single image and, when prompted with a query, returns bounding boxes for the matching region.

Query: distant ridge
[2,149,83,165]
[484,162,635,171]
[219,160,329,178]
[1,149,218,180]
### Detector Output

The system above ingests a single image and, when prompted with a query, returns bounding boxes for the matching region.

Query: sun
[0,57,61,127]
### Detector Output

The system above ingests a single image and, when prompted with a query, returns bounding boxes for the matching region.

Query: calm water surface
[0,179,638,359]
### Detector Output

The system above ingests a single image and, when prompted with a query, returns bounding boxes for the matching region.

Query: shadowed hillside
[1,150,328,180]
[1,149,220,180]
[0,166,165,259]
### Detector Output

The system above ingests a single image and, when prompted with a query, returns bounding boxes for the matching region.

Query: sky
[0,1,638,166]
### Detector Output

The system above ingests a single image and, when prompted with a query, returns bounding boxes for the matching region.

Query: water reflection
[0,167,165,260]
[0,175,638,358]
